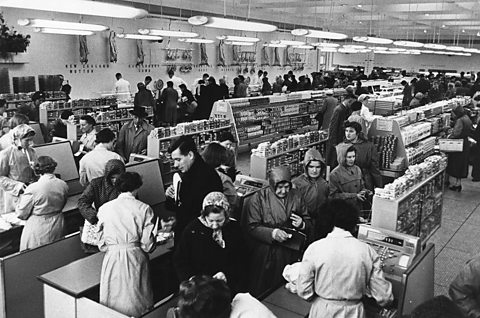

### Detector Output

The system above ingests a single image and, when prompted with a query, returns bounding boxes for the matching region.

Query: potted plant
[0,12,31,59]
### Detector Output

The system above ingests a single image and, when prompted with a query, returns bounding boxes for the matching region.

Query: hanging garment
[109,31,117,63]
[79,35,89,64]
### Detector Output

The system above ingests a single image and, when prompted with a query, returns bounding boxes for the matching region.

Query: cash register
[358,225,435,318]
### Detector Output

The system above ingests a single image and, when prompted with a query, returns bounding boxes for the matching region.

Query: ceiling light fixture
[353,36,393,44]
[319,47,338,52]
[143,29,199,38]
[393,40,424,48]
[370,46,388,50]
[188,16,277,32]
[117,34,163,40]
[34,27,94,36]
[294,45,314,49]
[18,19,108,31]
[338,48,360,53]
[445,46,465,51]
[224,41,254,46]
[275,40,305,46]
[374,50,398,54]
[299,29,348,40]
[343,44,366,49]
[0,0,147,19]
[389,47,407,51]
[291,29,309,36]
[424,43,447,49]
[216,35,259,42]
[182,38,215,44]
[312,42,340,47]
[264,43,287,48]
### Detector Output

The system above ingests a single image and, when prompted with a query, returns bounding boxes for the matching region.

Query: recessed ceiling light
[0,0,147,19]
[188,16,277,32]
[477,32,480,37]
[462,29,466,33]
[18,19,108,31]
[357,4,362,8]
[424,29,427,33]
[441,24,446,28]
[425,13,430,16]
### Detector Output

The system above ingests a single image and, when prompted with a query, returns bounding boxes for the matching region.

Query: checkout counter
[0,143,170,318]
[262,224,435,318]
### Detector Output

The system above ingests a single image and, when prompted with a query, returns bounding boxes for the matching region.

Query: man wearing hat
[0,124,37,214]
[116,106,153,162]
[18,91,47,122]
[316,89,338,130]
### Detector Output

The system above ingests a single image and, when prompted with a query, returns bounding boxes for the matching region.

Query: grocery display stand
[372,167,445,242]
[368,98,469,177]
[210,91,327,152]
[147,120,232,187]
[249,132,328,179]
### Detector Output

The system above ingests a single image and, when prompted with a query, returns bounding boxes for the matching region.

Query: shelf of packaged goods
[231,101,308,112]
[152,125,232,142]
[96,115,153,124]
[378,168,445,204]
[253,138,328,160]
[239,132,282,146]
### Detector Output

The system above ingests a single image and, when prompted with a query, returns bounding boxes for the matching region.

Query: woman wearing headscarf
[292,148,329,239]
[329,143,369,211]
[0,124,37,214]
[174,192,246,293]
[339,121,382,191]
[77,159,125,253]
[97,172,155,316]
[16,156,68,251]
[243,166,311,297]
[447,104,473,191]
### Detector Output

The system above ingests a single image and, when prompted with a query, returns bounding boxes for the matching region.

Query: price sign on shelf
[376,118,393,132]
[216,102,227,113]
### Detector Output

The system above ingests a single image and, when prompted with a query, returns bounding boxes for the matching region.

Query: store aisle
[431,177,480,297]
[238,151,480,298]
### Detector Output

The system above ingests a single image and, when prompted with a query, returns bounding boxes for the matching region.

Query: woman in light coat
[16,156,68,251]
[97,172,155,317]
[0,124,37,214]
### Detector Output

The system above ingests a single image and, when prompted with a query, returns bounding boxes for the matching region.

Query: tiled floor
[237,152,480,299]
[430,177,480,297]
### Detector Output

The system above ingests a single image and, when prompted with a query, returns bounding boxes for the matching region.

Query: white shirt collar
[326,227,354,239]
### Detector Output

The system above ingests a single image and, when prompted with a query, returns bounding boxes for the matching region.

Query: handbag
[80,220,100,246]
[277,227,307,252]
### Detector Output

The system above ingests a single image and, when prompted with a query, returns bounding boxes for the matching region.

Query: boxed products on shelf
[374,155,447,200]
[149,119,231,140]
[371,135,398,169]
[249,130,328,179]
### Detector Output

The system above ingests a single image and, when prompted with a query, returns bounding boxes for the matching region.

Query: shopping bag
[80,220,100,246]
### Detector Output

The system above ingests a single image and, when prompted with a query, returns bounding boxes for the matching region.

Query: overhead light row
[0,0,147,19]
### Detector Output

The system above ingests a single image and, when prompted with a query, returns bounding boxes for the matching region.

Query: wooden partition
[0,232,86,318]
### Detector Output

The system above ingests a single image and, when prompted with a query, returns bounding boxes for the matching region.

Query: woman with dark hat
[116,106,153,162]
[0,124,38,214]
[16,156,69,251]
[447,104,473,191]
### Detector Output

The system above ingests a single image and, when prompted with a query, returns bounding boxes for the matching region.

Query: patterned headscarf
[201,192,230,249]
[202,191,230,211]
[12,124,35,140]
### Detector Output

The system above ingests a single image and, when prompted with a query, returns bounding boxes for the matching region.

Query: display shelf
[368,99,461,174]
[372,168,445,240]
[249,131,328,179]
[153,125,232,142]
[147,120,233,187]
[210,91,324,151]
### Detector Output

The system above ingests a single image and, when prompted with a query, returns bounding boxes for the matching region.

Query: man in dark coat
[401,80,413,107]
[133,82,155,108]
[416,74,431,94]
[195,77,222,120]
[326,94,357,168]
[166,135,223,241]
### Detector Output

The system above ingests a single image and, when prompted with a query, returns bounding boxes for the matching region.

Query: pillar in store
[364,51,375,76]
